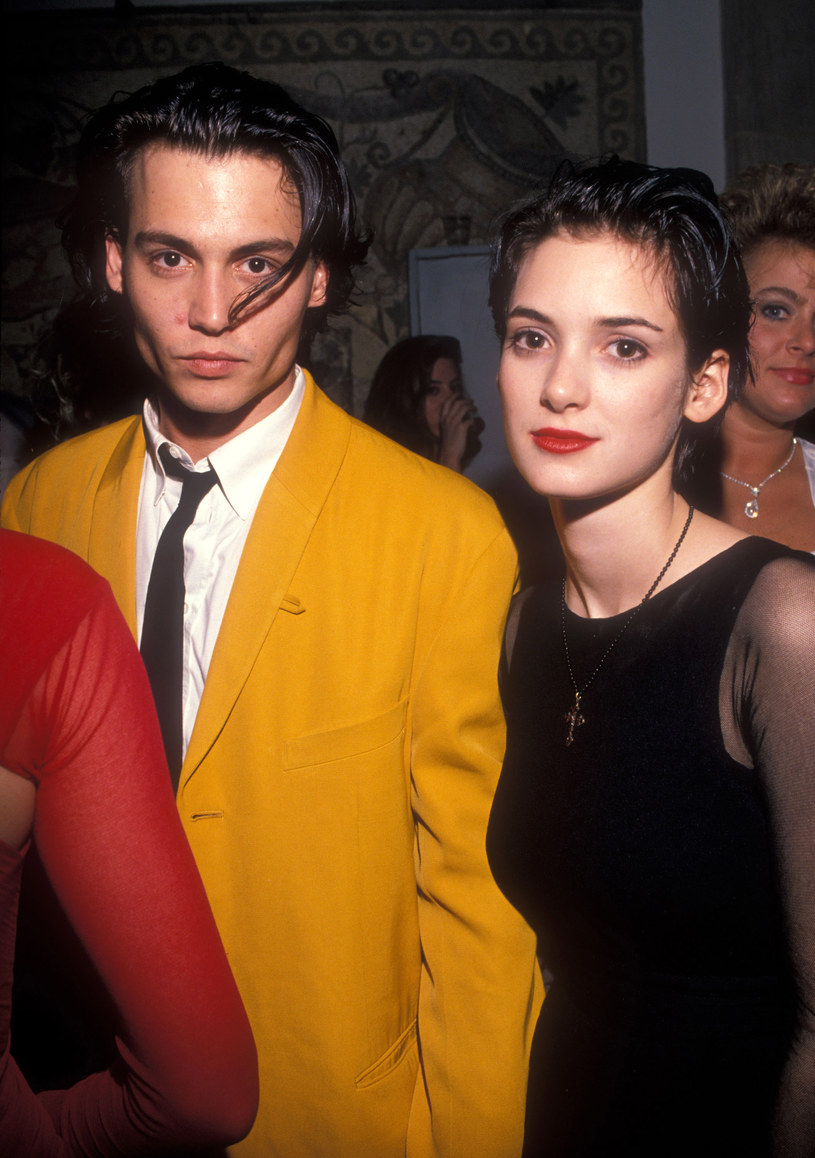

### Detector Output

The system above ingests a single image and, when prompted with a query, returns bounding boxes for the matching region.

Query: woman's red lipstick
[531,427,599,453]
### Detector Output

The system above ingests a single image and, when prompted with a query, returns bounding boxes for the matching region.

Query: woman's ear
[684,349,730,425]
[105,233,124,295]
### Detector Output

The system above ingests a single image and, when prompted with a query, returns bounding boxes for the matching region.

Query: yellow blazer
[2,375,542,1158]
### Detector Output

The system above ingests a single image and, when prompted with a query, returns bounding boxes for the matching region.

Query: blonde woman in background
[691,164,815,550]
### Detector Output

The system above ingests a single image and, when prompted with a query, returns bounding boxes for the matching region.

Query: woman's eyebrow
[506,305,553,324]
[753,284,806,305]
[507,305,663,333]
[596,315,663,332]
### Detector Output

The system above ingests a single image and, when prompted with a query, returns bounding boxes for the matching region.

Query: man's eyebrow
[230,238,296,262]
[133,230,196,253]
[132,230,296,261]
[506,305,663,332]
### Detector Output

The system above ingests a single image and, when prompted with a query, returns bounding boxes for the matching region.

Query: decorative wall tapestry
[2,4,644,414]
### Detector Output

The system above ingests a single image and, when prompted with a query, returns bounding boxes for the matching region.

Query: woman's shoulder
[654,529,813,648]
[684,508,812,580]
[737,541,815,617]
[696,532,814,591]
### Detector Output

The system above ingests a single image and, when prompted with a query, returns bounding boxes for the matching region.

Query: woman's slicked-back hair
[488,157,752,487]
[718,162,815,261]
[363,334,462,459]
[60,61,370,333]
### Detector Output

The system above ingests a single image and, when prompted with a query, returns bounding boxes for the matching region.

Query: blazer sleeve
[406,523,543,1158]
[0,463,31,531]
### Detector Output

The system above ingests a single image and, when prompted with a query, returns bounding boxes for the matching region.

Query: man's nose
[188,270,234,335]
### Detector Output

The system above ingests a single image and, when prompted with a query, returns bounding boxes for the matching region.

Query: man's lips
[178,352,246,377]
[769,367,815,386]
[531,427,599,453]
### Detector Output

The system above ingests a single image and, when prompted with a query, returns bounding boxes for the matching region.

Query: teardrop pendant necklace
[719,438,798,519]
[561,505,694,746]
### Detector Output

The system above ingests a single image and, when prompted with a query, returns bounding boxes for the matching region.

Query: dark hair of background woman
[363,334,464,461]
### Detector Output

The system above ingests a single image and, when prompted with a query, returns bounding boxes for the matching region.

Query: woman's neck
[720,402,797,481]
[552,481,694,619]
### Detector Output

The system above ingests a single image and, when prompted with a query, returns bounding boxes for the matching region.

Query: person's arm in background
[437,393,483,473]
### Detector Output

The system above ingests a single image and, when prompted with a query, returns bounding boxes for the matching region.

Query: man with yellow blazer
[2,64,541,1157]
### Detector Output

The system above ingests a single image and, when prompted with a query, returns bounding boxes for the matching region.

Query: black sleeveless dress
[487,538,815,1157]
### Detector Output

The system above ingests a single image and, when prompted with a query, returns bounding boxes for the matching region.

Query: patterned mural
[2,4,644,415]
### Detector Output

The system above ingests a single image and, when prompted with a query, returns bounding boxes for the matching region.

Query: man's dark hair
[61,61,370,332]
[363,334,463,461]
[34,62,371,437]
[488,157,752,488]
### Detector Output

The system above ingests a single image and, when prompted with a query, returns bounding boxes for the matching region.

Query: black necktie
[141,446,217,790]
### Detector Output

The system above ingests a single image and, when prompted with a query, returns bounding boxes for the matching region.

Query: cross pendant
[564,693,585,746]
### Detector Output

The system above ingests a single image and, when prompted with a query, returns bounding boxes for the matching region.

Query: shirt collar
[142,367,305,518]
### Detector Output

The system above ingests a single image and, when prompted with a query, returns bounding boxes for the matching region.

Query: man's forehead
[122,143,303,237]
[125,143,295,202]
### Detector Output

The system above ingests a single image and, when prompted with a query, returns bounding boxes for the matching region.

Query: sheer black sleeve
[720,554,815,1156]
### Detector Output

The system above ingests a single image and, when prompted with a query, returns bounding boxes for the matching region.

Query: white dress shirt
[136,368,305,759]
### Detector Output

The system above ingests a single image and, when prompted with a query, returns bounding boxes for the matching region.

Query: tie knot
[158,443,218,503]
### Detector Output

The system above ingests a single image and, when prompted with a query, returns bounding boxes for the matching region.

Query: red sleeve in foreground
[1,531,258,1155]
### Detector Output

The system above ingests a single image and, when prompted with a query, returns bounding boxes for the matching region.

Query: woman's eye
[509,329,547,351]
[760,302,790,321]
[610,338,645,360]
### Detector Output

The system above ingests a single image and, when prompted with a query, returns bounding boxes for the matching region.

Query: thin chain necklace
[561,505,694,746]
[719,438,798,519]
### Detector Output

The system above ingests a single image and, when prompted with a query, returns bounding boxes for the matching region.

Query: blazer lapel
[181,376,351,783]
[88,417,145,638]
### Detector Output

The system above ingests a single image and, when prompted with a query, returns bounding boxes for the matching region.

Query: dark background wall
[721,0,815,175]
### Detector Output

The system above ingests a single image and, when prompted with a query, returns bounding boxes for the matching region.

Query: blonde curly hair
[719,163,815,260]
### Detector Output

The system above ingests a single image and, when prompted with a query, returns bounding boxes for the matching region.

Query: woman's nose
[539,349,588,410]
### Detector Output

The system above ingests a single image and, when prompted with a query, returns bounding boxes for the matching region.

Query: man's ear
[307,261,329,310]
[684,349,730,425]
[105,233,125,295]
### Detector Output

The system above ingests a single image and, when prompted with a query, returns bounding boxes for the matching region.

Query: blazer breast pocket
[282,699,408,773]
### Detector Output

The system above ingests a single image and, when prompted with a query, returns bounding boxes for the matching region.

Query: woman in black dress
[485,159,815,1157]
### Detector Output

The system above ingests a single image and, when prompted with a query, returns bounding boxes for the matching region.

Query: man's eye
[244,257,273,275]
[157,251,184,268]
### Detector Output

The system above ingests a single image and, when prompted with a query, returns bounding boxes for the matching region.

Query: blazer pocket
[354,1018,418,1089]
[283,699,408,772]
